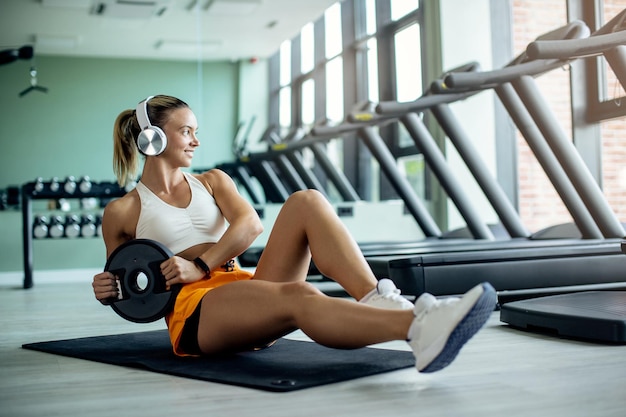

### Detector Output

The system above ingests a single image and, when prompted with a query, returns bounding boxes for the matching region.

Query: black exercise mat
[22,329,414,392]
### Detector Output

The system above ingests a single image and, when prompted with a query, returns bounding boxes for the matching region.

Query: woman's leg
[253,190,379,300]
[196,279,414,354]
[196,278,497,374]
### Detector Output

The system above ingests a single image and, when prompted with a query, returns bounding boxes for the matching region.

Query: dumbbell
[49,177,60,193]
[80,197,98,210]
[80,214,98,238]
[104,239,179,323]
[56,198,71,212]
[64,176,77,195]
[64,214,81,238]
[34,177,45,193]
[78,176,92,194]
[32,215,49,239]
[48,215,65,238]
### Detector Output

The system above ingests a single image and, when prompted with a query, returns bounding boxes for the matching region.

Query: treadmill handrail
[443,59,568,90]
[442,20,590,91]
[526,29,626,61]
[376,90,478,115]
[526,9,626,60]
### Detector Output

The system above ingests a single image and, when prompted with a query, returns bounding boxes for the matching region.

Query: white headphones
[135,96,167,156]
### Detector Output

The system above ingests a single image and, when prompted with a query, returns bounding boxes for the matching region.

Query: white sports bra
[135,172,227,254]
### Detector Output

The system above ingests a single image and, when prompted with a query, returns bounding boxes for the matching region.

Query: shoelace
[378,288,403,300]
[415,296,460,321]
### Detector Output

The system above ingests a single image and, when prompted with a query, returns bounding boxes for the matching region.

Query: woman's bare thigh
[196,279,320,354]
[253,193,315,282]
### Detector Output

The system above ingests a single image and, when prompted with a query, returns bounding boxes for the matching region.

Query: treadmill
[362,19,626,302]
[497,10,626,343]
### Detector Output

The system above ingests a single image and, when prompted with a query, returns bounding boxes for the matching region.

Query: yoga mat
[22,330,415,392]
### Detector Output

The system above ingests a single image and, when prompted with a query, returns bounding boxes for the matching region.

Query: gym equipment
[346,99,498,239]
[500,290,626,343]
[64,214,81,238]
[63,175,77,194]
[80,214,97,238]
[104,239,179,323]
[498,11,626,344]
[227,119,430,267]
[135,96,167,156]
[49,177,60,193]
[47,215,65,238]
[312,116,441,237]
[363,19,626,297]
[55,198,71,212]
[21,177,127,288]
[78,176,92,194]
[32,215,49,239]
[219,124,358,205]
[34,177,44,193]
[22,329,414,392]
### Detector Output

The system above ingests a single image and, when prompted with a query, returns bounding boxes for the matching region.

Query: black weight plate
[104,239,180,323]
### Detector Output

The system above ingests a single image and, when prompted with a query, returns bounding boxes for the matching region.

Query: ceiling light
[204,0,261,15]
[91,0,170,19]
[40,0,91,8]
[155,40,222,55]
[35,34,81,49]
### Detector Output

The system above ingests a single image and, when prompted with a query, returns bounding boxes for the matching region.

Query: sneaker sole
[418,282,496,373]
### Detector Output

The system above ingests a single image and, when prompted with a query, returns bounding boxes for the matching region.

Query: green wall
[0,55,267,274]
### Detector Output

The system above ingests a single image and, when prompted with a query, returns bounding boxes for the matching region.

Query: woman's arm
[194,169,263,269]
[92,193,139,303]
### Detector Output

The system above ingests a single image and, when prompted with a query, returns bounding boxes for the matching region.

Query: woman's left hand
[160,256,206,289]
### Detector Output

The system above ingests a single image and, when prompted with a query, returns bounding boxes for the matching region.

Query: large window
[325,57,344,123]
[269,0,424,203]
[394,23,422,103]
[278,40,292,132]
[301,22,315,74]
[325,3,343,59]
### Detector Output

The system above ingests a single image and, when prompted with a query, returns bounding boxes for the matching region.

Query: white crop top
[135,172,227,254]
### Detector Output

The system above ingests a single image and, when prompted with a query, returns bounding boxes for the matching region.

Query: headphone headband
[136,95,154,130]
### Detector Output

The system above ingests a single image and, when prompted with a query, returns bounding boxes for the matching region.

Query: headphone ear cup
[136,126,167,156]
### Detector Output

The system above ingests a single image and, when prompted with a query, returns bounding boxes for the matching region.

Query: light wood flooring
[1,269,625,417]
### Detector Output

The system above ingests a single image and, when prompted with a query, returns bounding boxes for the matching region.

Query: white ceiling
[0,0,338,62]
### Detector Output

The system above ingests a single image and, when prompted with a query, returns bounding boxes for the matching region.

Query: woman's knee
[285,189,329,213]
[279,280,323,299]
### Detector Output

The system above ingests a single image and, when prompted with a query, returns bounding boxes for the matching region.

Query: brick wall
[600,2,626,221]
[511,0,626,233]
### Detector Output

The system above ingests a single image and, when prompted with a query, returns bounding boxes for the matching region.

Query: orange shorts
[165,263,254,356]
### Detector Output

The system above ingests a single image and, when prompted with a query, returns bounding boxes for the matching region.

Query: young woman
[92,95,496,373]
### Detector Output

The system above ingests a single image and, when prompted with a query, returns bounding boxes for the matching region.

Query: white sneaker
[359,279,414,310]
[408,282,496,373]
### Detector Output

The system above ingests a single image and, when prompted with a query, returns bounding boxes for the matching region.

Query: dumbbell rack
[21,178,126,289]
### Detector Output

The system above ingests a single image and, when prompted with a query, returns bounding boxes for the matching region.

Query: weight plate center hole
[132,270,150,294]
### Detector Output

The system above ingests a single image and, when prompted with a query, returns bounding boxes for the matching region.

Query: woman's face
[160,107,199,167]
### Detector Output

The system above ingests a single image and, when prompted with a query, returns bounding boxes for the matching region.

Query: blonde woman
[92,95,496,373]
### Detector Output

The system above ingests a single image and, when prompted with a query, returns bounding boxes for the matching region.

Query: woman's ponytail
[112,109,140,188]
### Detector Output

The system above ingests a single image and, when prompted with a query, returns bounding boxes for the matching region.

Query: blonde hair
[112,95,189,187]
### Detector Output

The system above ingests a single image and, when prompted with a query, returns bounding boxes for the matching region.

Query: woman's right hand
[92,271,120,305]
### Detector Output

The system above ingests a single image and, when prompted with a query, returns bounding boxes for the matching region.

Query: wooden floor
[2,269,625,417]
